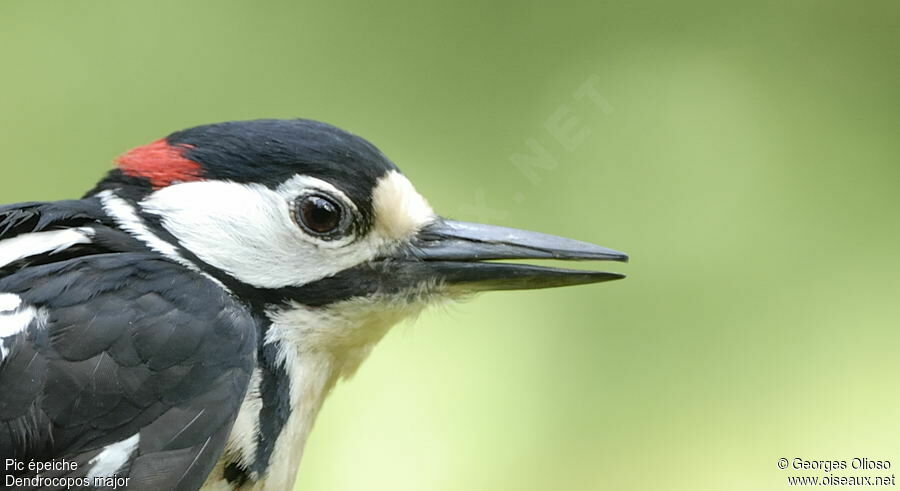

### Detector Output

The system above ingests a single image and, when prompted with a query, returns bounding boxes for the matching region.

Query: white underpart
[87,433,140,479]
[142,171,435,289]
[0,227,94,268]
[224,296,428,491]
[98,190,228,291]
[0,294,47,361]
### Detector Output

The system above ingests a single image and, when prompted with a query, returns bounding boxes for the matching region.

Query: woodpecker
[0,119,627,490]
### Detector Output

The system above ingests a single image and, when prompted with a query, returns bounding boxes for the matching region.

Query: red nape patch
[116,139,203,189]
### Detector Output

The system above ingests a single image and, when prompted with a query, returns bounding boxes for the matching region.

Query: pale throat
[249,298,428,490]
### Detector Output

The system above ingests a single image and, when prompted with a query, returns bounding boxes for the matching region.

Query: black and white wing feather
[0,201,258,490]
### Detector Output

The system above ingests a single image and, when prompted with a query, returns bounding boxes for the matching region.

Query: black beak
[281,218,627,307]
[405,218,628,292]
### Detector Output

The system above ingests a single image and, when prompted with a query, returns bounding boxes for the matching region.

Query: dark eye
[294,194,346,237]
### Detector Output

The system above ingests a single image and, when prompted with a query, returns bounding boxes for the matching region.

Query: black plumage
[0,204,258,490]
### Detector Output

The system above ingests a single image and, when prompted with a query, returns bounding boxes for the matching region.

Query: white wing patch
[0,227,94,268]
[87,433,140,479]
[0,294,47,361]
[0,293,21,313]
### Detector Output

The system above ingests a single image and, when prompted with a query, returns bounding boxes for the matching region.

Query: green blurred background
[2,2,898,490]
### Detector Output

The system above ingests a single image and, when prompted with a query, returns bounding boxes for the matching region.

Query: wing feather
[0,252,257,490]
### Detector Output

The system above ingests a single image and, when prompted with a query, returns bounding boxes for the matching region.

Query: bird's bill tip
[404,218,628,291]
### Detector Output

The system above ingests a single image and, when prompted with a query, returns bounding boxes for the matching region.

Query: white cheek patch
[142,179,379,289]
[371,171,435,240]
[141,173,435,291]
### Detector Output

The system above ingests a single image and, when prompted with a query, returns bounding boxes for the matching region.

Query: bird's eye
[294,194,346,238]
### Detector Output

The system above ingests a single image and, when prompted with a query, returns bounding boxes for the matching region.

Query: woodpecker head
[90,119,626,361]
